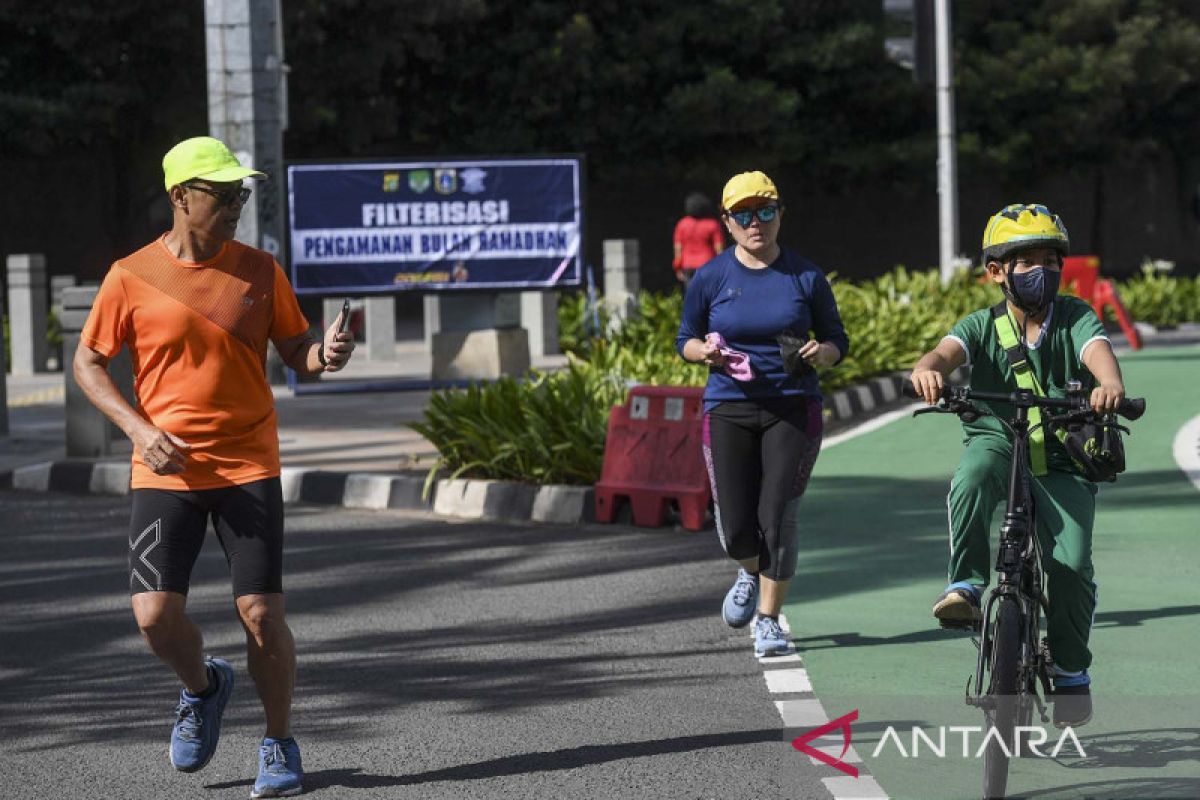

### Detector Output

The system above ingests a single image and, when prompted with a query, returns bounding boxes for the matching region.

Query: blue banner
[287,157,583,294]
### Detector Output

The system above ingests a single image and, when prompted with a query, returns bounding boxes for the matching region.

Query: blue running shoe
[251,737,304,798]
[754,615,790,657]
[722,568,759,628]
[170,656,234,773]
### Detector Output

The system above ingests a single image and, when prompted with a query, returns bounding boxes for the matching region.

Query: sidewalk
[0,340,568,477]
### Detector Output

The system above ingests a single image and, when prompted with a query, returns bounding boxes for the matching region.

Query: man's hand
[133,424,190,475]
[910,368,945,405]
[322,311,356,372]
[1090,381,1125,414]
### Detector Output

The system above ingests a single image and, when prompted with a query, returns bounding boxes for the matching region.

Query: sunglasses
[186,182,252,207]
[726,204,780,227]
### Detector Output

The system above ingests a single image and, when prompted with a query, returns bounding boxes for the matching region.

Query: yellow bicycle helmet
[980,203,1070,264]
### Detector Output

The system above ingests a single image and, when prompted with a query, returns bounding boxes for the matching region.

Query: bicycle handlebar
[902,381,1146,421]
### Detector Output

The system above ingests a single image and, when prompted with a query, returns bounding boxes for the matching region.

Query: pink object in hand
[705,332,754,382]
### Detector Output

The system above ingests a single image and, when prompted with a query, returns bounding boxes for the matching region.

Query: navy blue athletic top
[675,248,850,411]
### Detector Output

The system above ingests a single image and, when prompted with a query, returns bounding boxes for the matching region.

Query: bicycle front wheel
[983,596,1022,800]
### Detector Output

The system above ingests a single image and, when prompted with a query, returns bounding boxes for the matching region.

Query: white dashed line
[764,668,812,694]
[754,617,891,798]
[822,775,889,799]
[774,697,829,728]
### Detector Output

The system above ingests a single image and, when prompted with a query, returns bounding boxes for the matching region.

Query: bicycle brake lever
[912,406,943,417]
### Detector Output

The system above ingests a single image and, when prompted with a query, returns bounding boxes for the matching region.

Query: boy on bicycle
[909,203,1127,728]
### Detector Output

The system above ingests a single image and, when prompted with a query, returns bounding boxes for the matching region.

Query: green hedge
[412,267,1200,486]
[1107,265,1200,327]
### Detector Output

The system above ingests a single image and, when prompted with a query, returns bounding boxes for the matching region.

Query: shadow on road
[204,728,783,791]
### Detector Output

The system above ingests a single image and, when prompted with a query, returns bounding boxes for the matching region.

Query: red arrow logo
[791,709,859,778]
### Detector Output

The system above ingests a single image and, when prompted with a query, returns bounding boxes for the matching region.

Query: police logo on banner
[382,172,400,192]
[408,170,431,194]
[434,168,457,195]
[460,168,487,194]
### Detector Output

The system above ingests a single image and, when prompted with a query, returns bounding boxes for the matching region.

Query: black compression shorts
[127,477,285,597]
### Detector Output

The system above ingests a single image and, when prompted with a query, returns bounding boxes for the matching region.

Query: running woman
[676,170,849,656]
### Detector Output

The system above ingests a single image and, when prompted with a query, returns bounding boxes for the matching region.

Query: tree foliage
[0,3,205,155]
[283,0,929,185]
[956,0,1200,176]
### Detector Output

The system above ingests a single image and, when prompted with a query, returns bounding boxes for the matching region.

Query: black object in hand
[777,331,813,377]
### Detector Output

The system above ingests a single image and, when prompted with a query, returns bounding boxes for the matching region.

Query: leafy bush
[408,357,627,488]
[1111,266,1200,327]
[826,267,994,391]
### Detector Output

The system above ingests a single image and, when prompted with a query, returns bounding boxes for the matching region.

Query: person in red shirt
[74,136,354,798]
[673,191,725,286]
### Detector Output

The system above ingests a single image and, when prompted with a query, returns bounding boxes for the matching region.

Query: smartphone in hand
[338,299,351,334]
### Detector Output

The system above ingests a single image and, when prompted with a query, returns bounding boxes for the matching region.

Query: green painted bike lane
[786,345,1200,800]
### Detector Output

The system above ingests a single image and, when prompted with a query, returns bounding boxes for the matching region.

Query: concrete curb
[0,460,597,526]
[823,367,968,423]
[0,372,932,525]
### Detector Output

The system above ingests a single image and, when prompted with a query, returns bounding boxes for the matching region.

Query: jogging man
[74,136,354,797]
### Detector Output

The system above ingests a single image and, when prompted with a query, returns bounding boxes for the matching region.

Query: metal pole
[935,0,959,284]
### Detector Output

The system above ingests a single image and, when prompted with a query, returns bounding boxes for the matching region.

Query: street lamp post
[934,0,960,285]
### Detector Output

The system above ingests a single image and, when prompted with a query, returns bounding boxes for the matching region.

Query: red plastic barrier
[1062,256,1142,350]
[593,385,711,530]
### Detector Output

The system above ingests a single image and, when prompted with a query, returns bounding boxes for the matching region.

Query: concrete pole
[935,0,960,284]
[603,240,640,331]
[364,296,396,361]
[0,295,7,436]
[6,254,49,375]
[61,287,135,457]
[207,0,290,381]
[205,0,287,255]
[521,291,560,361]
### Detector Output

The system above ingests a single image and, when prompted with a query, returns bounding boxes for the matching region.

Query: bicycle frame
[968,404,1052,719]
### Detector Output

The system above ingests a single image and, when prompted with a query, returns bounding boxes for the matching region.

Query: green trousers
[947,435,1098,672]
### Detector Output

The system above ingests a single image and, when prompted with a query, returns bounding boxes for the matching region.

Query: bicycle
[904,382,1145,800]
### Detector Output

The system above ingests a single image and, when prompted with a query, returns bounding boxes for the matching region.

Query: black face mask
[1007,266,1061,313]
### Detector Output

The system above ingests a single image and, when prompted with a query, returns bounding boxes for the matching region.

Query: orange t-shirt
[81,236,311,490]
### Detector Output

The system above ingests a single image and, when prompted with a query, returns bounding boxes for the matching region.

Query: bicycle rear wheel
[983,596,1022,800]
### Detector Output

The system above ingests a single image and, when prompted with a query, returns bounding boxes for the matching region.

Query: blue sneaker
[722,568,759,628]
[754,615,790,657]
[251,737,304,798]
[170,656,234,772]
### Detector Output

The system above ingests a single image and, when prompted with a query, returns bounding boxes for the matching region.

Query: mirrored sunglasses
[727,205,780,227]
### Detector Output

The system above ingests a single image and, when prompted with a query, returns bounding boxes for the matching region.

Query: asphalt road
[0,493,831,800]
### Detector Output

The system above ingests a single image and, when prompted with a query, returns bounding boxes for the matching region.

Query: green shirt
[945,296,1108,471]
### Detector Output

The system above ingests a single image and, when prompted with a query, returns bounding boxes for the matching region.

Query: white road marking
[1172,414,1200,492]
[774,698,828,728]
[823,405,917,450]
[764,668,812,694]
[823,775,889,799]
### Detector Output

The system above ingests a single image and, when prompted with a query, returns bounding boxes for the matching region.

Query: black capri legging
[702,396,824,581]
